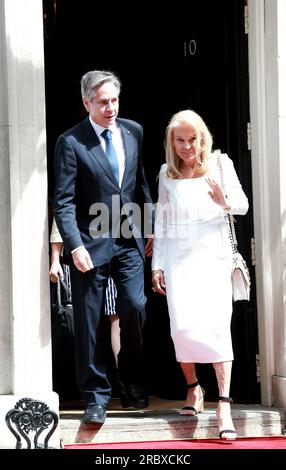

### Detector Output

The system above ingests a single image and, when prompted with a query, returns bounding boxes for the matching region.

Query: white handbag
[231,247,251,302]
[217,154,251,301]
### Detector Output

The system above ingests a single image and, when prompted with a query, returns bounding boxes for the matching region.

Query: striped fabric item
[105,277,117,315]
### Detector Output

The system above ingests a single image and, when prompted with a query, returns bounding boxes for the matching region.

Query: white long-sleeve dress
[152,153,249,363]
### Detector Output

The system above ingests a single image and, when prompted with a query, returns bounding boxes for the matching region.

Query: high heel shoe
[179,380,205,416]
[217,396,237,440]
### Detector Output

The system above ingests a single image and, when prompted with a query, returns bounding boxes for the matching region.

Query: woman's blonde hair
[165,110,213,178]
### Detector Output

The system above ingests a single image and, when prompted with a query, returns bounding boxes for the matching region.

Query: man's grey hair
[81,70,121,102]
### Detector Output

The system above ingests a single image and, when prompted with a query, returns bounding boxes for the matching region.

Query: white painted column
[249,0,286,408]
[0,0,59,448]
[271,0,286,409]
[248,0,275,406]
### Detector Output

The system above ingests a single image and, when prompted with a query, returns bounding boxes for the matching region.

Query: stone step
[60,397,286,445]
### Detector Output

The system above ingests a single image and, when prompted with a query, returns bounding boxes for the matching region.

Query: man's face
[83,81,119,127]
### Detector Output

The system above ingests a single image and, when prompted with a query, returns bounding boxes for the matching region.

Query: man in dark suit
[54,70,153,424]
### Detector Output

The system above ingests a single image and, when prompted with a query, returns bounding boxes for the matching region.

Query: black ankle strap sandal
[180,381,204,415]
[218,396,233,403]
[187,381,199,389]
[217,396,237,440]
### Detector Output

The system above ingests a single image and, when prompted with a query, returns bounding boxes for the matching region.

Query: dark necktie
[101,129,119,184]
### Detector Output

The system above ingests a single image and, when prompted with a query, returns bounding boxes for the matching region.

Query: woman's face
[172,123,197,165]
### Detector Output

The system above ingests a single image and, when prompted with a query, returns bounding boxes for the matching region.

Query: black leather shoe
[82,404,106,424]
[117,379,149,409]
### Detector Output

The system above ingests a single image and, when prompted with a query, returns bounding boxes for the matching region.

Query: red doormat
[65,436,286,450]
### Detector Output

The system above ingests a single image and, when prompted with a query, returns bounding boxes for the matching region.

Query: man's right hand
[72,247,94,272]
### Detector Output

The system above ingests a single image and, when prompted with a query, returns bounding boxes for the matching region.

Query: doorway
[43,0,260,403]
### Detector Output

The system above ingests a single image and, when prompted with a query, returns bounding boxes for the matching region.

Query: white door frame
[248,0,280,406]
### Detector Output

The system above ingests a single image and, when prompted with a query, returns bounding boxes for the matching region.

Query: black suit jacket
[54,117,153,267]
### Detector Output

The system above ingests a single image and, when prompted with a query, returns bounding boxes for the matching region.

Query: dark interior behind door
[43,0,260,403]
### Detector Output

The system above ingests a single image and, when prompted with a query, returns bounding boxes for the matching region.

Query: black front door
[43,0,260,403]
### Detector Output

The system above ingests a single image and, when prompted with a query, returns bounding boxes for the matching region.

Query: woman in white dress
[152,110,248,440]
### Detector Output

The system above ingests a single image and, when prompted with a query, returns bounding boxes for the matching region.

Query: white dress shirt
[89,117,126,187]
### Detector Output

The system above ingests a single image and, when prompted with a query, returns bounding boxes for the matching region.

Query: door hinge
[256,354,261,383]
[244,5,249,35]
[247,122,252,151]
[251,237,256,266]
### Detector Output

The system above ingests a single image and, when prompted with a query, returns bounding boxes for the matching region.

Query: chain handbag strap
[217,153,238,255]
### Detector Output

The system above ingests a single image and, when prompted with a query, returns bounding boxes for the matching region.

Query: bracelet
[152,269,164,274]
